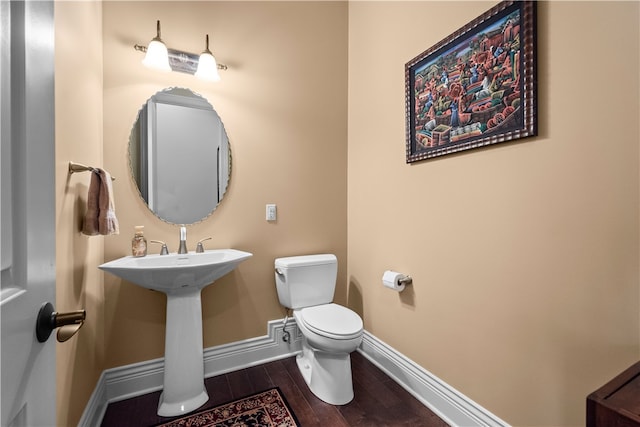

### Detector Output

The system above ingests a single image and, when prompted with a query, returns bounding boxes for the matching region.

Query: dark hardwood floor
[101,351,449,426]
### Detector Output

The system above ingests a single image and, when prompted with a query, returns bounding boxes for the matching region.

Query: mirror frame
[128,87,231,225]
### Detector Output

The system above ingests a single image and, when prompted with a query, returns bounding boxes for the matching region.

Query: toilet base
[296,342,354,405]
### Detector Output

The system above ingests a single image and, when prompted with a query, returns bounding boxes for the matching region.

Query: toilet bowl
[274,254,364,405]
[293,304,363,405]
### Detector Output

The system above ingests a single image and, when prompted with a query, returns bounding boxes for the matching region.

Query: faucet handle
[196,237,212,253]
[150,240,169,255]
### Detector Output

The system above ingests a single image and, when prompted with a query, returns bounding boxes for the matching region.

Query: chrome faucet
[178,225,188,254]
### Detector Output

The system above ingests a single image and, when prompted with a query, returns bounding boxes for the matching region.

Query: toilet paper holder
[382,270,412,292]
[398,275,412,286]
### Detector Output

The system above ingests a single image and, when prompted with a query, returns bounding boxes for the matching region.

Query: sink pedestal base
[157,288,209,417]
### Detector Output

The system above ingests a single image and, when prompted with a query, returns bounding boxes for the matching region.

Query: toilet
[274,254,363,405]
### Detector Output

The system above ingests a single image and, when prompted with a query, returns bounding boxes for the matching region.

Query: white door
[0,1,57,426]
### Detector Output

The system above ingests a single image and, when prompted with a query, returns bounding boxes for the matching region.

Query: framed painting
[405,0,537,163]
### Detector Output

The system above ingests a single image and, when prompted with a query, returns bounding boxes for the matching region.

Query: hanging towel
[81,168,119,236]
[97,169,119,235]
[82,170,101,236]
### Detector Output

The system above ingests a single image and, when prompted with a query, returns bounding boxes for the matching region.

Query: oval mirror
[128,88,230,224]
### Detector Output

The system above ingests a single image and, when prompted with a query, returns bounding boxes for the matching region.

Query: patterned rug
[156,387,300,427]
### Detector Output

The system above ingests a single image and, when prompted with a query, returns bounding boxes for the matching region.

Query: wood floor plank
[382,376,450,427]
[225,367,255,399]
[336,393,369,426]
[100,390,163,427]
[245,364,275,391]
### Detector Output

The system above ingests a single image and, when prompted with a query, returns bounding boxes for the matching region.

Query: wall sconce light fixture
[134,20,227,81]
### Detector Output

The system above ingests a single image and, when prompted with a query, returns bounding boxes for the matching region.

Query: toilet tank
[274,254,337,309]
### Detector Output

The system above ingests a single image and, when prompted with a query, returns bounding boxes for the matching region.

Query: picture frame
[405,0,537,163]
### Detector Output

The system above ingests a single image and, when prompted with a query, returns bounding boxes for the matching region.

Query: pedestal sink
[99,249,252,417]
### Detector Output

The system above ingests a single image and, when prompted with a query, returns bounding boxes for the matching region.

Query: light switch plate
[266,204,277,221]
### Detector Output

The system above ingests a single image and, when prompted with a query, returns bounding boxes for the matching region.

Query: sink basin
[99,249,252,417]
[99,249,253,293]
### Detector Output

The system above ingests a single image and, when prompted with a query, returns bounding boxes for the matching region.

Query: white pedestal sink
[99,249,252,417]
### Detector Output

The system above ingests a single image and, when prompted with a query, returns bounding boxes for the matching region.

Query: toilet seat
[297,303,363,340]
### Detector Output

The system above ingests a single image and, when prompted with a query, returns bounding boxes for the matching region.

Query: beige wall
[348,1,639,426]
[55,2,347,424]
[100,1,348,367]
[54,1,639,426]
[55,2,105,426]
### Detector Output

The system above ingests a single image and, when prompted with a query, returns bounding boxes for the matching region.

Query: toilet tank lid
[275,254,336,268]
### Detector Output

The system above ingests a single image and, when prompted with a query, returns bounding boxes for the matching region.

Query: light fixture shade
[195,34,220,82]
[142,39,171,72]
[195,52,220,81]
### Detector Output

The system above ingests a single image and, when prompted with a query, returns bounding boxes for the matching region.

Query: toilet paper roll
[382,270,406,292]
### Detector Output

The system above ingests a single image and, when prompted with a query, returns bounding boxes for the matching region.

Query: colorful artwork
[405,1,537,163]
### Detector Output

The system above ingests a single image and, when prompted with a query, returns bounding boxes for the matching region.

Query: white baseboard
[78,320,507,427]
[358,331,509,427]
[77,319,301,427]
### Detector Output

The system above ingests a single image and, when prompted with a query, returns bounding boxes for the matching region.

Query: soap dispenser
[132,226,147,257]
